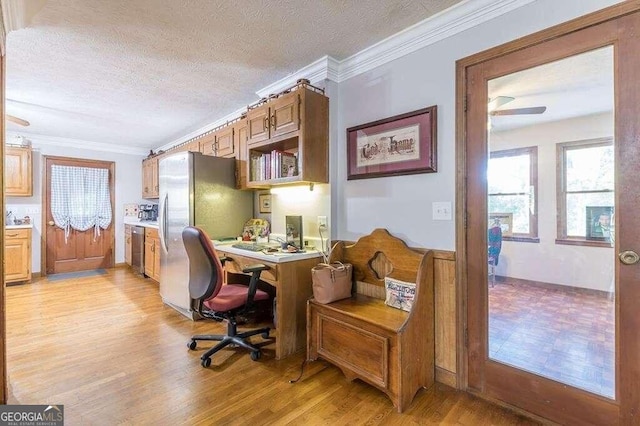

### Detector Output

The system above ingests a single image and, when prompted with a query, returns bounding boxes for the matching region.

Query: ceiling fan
[488,96,546,116]
[6,114,30,127]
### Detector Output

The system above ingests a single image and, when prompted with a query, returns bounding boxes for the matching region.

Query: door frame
[41,156,116,276]
[456,1,640,423]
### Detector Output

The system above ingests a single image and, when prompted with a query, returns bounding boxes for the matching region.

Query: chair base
[189,319,270,367]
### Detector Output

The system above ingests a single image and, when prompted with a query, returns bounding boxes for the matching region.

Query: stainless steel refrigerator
[158,151,253,318]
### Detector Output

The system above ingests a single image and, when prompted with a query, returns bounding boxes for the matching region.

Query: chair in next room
[182,225,271,367]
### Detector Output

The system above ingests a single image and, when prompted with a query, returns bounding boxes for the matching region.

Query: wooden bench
[307,228,434,412]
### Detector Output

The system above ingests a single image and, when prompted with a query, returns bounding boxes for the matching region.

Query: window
[488,146,538,241]
[556,138,614,246]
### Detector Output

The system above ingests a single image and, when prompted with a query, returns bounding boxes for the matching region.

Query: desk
[214,243,322,360]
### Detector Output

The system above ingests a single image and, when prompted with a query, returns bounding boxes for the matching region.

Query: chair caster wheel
[201,357,211,368]
[188,340,197,350]
[261,331,270,339]
[250,350,261,361]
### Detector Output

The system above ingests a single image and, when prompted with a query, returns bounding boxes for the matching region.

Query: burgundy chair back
[182,226,224,302]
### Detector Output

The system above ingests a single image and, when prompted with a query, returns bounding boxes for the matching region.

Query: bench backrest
[328,228,431,300]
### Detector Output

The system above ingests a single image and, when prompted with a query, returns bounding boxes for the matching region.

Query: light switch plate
[432,202,452,221]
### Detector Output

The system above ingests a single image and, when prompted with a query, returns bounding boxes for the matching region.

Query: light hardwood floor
[5,269,538,425]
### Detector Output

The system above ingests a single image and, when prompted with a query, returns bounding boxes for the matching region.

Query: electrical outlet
[317,216,328,228]
[25,206,40,215]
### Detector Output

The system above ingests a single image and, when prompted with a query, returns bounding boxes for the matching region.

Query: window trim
[555,137,614,247]
[489,146,538,242]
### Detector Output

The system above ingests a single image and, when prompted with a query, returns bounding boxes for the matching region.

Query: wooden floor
[5,268,538,425]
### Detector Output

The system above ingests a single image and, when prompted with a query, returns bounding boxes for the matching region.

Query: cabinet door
[217,125,234,157]
[199,133,216,156]
[5,236,30,282]
[142,160,153,198]
[151,158,159,198]
[144,239,155,277]
[153,239,161,282]
[235,122,248,189]
[5,146,32,196]
[271,93,300,138]
[125,226,132,266]
[247,104,270,145]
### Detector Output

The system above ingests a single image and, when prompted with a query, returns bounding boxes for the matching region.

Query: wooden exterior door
[43,156,115,275]
[459,4,640,425]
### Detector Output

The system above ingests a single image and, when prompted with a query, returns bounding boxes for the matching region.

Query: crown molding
[6,131,149,156]
[157,105,248,152]
[256,55,341,99]
[337,0,535,82]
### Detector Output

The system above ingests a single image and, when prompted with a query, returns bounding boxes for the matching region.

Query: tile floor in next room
[489,278,614,398]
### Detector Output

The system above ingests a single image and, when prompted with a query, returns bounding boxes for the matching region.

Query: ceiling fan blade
[490,106,547,116]
[487,96,515,112]
[6,114,30,126]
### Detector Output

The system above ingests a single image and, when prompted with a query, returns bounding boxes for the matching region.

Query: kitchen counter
[213,241,323,264]
[6,224,34,229]
[124,218,158,229]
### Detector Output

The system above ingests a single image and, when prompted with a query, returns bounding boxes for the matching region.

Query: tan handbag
[311,262,353,304]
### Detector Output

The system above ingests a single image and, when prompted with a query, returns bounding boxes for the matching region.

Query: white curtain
[51,165,112,242]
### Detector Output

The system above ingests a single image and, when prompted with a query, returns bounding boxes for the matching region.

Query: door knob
[619,250,640,265]
[48,221,55,226]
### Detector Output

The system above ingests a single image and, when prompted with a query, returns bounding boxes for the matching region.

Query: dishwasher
[131,226,145,274]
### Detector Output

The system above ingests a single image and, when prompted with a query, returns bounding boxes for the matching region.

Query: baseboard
[436,366,457,388]
[113,263,130,269]
[495,275,611,298]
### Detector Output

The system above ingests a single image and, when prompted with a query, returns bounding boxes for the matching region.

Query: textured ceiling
[6,0,463,150]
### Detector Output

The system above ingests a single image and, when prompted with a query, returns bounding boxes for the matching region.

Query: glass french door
[464,9,640,425]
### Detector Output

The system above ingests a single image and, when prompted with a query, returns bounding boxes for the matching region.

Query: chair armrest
[243,264,269,311]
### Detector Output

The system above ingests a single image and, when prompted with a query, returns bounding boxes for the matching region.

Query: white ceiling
[488,46,614,132]
[5,0,464,151]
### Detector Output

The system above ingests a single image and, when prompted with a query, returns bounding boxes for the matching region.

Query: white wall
[334,0,621,250]
[5,139,144,273]
[490,113,614,291]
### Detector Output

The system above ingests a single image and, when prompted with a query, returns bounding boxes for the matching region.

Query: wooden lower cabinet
[125,225,132,266]
[5,228,32,284]
[144,228,161,282]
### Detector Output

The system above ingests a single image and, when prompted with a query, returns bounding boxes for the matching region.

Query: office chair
[182,226,271,367]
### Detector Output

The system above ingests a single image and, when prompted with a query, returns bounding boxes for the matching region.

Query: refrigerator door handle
[159,193,169,253]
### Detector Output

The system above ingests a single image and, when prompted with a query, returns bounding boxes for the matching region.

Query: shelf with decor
[246,80,328,188]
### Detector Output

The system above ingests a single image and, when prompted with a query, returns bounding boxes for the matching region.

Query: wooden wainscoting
[433,250,457,387]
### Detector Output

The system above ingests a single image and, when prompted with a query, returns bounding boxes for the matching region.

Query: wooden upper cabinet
[151,157,159,197]
[217,125,235,157]
[235,120,248,189]
[199,133,216,156]
[246,87,328,187]
[142,157,159,199]
[5,146,33,196]
[247,103,270,145]
[270,92,300,138]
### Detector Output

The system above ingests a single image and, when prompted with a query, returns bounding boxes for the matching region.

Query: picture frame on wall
[488,212,513,237]
[346,105,437,180]
[259,193,271,214]
[586,206,613,241]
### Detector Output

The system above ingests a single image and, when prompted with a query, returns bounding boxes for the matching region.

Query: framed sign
[347,105,437,180]
[259,193,271,213]
[586,206,613,241]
